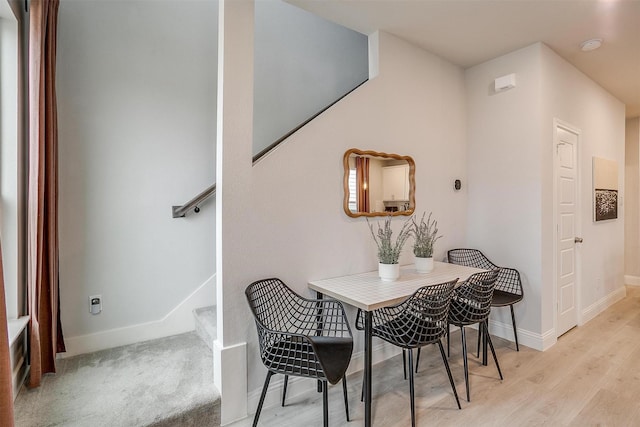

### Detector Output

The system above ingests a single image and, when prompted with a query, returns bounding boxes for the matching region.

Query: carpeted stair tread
[194,306,217,350]
[14,332,220,427]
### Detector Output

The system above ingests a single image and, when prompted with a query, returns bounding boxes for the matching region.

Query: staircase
[194,305,217,351]
[14,328,221,426]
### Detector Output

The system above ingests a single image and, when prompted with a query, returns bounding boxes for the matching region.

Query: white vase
[378,263,400,281]
[415,256,434,273]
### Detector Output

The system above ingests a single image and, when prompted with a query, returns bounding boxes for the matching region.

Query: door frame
[552,118,583,339]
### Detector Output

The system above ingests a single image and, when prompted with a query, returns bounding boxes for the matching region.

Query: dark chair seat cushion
[308,336,353,384]
[492,289,523,307]
[264,336,353,385]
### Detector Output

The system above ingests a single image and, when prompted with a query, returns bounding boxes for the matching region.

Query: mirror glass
[343,148,415,218]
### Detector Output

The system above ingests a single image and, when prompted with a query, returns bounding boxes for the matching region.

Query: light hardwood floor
[232,286,640,426]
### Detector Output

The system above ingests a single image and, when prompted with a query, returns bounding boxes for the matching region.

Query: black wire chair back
[448,269,500,326]
[356,279,457,348]
[447,248,523,297]
[448,248,524,351]
[355,279,462,425]
[245,278,353,384]
[245,278,354,427]
[447,269,502,402]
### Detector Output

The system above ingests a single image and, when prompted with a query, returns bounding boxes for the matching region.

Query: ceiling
[288,0,640,118]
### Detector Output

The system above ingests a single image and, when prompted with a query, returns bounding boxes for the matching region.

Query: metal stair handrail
[172,183,216,218]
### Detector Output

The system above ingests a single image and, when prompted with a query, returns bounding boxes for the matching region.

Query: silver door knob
[575,237,583,243]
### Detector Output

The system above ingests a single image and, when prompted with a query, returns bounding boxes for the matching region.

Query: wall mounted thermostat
[89,295,102,315]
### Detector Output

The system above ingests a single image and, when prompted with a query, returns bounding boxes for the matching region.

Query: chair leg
[437,340,461,410]
[510,304,520,351]
[403,349,408,380]
[253,371,274,427]
[282,375,288,407]
[476,322,481,358]
[342,376,350,422]
[322,380,329,427]
[447,324,451,357]
[408,349,416,427]
[460,326,470,402]
[484,323,504,380]
[482,321,488,366]
[475,322,488,364]
[415,347,422,373]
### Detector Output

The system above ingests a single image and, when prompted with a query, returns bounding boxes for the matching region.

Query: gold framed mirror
[343,148,416,218]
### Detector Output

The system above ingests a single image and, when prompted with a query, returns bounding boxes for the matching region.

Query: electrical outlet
[89,295,102,315]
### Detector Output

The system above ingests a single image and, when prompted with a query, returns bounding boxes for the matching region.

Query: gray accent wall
[253,0,368,157]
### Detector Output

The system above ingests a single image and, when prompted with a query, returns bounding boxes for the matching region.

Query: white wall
[540,44,626,330]
[625,118,640,283]
[0,13,19,319]
[56,0,217,355]
[465,44,544,340]
[220,26,467,407]
[214,1,253,422]
[466,42,626,349]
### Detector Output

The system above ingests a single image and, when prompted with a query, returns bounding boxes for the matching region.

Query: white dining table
[308,261,487,427]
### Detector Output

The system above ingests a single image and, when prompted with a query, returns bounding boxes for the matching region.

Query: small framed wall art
[592,157,618,222]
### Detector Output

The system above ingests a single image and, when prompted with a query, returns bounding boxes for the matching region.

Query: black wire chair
[447,248,524,351]
[245,278,353,427]
[355,280,461,427]
[447,269,502,402]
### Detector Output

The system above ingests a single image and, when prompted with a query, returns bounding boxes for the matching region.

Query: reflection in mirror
[343,148,415,218]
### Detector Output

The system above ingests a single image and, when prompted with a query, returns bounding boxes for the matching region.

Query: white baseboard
[625,275,640,286]
[61,274,216,357]
[488,286,627,351]
[581,286,627,325]
[487,318,549,351]
[215,340,247,426]
[538,328,558,351]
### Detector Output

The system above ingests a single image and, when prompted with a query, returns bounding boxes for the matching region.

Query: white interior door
[556,125,580,337]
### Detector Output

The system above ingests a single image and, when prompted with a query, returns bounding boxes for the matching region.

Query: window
[1,5,20,320]
[348,168,357,213]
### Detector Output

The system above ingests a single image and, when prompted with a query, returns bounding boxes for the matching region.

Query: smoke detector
[580,38,603,52]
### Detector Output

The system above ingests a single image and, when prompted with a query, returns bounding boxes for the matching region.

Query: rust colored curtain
[0,242,15,426]
[27,0,65,388]
[356,156,370,212]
